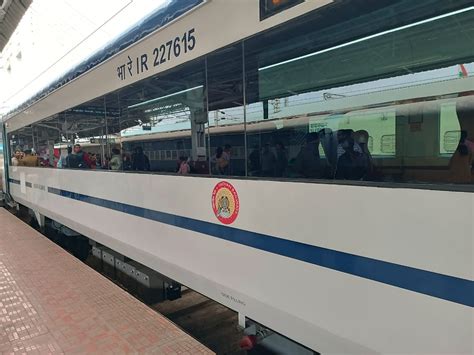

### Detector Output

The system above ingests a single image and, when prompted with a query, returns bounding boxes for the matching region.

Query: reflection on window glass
[6,2,474,189]
[207,43,245,177]
[244,3,474,184]
[119,60,206,174]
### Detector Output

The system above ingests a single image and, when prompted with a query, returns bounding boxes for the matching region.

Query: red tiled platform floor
[0,208,213,354]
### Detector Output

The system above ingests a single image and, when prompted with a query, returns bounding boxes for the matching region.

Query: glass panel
[207,43,245,177]
[119,59,205,174]
[8,129,35,167]
[244,3,474,185]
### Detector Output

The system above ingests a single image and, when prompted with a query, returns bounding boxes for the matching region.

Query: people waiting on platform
[66,144,93,169]
[20,149,39,167]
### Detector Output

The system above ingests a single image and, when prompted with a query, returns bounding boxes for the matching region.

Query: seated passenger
[335,136,367,180]
[449,137,472,184]
[213,146,228,175]
[337,129,362,158]
[11,150,22,166]
[109,148,123,171]
[261,143,276,177]
[177,156,190,174]
[294,132,325,178]
[131,147,150,171]
[275,142,288,177]
[20,149,39,167]
[67,144,93,169]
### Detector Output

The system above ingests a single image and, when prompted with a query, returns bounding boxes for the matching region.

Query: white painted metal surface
[8,166,473,354]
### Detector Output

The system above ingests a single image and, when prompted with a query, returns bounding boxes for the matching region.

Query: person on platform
[20,149,39,167]
[11,150,22,166]
[66,144,93,169]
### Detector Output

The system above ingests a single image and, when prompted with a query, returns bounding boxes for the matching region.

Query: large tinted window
[243,1,474,185]
[7,1,474,189]
[207,43,245,177]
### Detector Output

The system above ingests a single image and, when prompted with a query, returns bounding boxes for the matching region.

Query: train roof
[3,0,204,120]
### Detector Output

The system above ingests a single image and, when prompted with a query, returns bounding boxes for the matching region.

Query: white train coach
[1,0,473,353]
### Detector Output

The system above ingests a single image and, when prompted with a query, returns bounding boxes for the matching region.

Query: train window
[443,131,461,154]
[6,1,473,189]
[381,135,396,155]
[439,102,462,155]
[243,2,474,185]
[117,59,205,174]
[207,43,245,177]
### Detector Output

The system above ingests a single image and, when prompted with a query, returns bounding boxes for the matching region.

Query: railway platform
[0,208,213,354]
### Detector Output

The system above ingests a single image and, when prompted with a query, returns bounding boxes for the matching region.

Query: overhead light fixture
[259,6,473,71]
[127,85,204,109]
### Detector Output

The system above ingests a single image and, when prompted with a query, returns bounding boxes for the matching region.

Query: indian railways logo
[212,181,239,225]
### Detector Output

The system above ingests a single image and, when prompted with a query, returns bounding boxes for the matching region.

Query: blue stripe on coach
[33,185,469,307]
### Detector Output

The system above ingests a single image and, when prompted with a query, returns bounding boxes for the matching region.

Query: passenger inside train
[8,91,474,186]
[6,1,474,188]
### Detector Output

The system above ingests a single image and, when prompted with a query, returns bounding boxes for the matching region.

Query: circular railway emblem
[212,181,239,225]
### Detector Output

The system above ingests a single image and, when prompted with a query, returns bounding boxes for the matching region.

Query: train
[1,0,473,353]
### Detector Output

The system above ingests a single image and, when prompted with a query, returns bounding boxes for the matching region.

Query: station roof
[0,0,32,51]
[3,0,203,121]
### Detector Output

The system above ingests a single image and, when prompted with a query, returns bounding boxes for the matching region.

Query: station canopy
[0,0,32,51]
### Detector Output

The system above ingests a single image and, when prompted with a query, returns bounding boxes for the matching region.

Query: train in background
[51,94,470,184]
[120,97,470,182]
[2,0,473,354]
